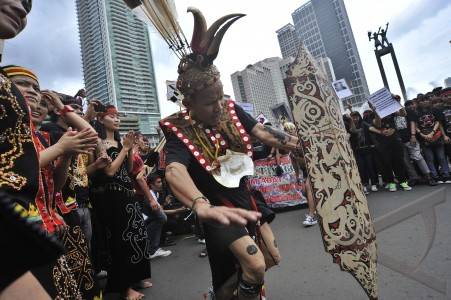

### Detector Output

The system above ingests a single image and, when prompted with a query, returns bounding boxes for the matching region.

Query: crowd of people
[2,1,449,300]
[344,87,451,194]
[1,2,287,300]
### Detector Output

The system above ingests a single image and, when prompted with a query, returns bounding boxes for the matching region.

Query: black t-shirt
[441,106,451,136]
[40,122,90,207]
[374,114,399,143]
[412,108,443,135]
[394,110,416,143]
[164,104,257,209]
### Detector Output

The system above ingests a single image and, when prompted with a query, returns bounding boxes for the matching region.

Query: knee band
[238,277,263,298]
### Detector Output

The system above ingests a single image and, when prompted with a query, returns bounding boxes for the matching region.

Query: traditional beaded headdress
[123,1,244,102]
[3,65,38,82]
[176,8,244,100]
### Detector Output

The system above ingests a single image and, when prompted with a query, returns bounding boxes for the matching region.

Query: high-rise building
[76,0,161,144]
[276,24,302,59]
[445,77,451,88]
[278,0,369,107]
[231,57,293,124]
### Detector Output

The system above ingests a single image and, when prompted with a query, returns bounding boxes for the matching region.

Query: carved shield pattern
[284,45,378,299]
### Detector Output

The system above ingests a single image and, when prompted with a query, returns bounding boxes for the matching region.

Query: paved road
[108,185,451,300]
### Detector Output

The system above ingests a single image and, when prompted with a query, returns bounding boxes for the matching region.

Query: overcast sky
[3,0,450,117]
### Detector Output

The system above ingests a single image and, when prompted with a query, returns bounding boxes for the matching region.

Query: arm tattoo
[246,245,258,255]
[273,239,278,248]
[263,125,291,145]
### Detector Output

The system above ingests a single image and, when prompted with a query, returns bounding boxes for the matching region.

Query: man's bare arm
[251,123,299,151]
[165,162,260,225]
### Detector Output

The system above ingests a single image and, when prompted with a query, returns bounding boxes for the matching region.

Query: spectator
[93,106,150,300]
[40,93,95,250]
[403,100,437,185]
[350,111,379,193]
[439,88,451,160]
[413,97,450,183]
[147,174,173,259]
[369,102,412,192]
[282,122,317,226]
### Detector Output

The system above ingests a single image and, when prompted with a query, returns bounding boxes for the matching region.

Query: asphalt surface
[106,185,451,300]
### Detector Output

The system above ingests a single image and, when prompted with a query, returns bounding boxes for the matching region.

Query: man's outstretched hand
[194,202,261,226]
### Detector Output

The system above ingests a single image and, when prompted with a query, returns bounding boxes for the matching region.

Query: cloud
[2,1,83,96]
[2,0,450,115]
[406,87,419,99]
[389,0,450,39]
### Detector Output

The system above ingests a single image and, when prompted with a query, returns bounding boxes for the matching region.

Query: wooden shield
[284,45,378,299]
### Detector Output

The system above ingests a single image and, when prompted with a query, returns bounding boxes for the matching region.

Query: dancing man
[159,8,299,300]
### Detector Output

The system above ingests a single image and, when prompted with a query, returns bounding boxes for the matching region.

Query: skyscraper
[445,77,451,88]
[276,24,301,59]
[231,57,293,124]
[76,0,161,143]
[278,0,369,107]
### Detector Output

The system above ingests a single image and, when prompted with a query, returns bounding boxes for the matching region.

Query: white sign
[235,101,254,116]
[368,87,402,118]
[166,80,183,103]
[332,79,353,99]
[255,113,268,124]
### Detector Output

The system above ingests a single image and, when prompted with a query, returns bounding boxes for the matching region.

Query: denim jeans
[404,142,430,176]
[145,209,167,255]
[423,143,449,178]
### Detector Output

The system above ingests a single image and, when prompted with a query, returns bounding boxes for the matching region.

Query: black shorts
[204,222,256,292]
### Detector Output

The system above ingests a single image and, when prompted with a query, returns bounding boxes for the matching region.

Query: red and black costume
[0,68,64,293]
[161,101,273,291]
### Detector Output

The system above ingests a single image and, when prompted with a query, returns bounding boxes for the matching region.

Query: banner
[248,155,305,208]
[332,78,353,99]
[235,101,254,116]
[255,113,269,124]
[369,87,401,118]
[270,102,293,124]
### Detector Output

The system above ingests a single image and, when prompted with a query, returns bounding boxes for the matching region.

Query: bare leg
[214,273,239,300]
[215,223,280,300]
[124,287,144,300]
[229,236,265,300]
[305,178,316,217]
[0,271,51,300]
[258,223,281,269]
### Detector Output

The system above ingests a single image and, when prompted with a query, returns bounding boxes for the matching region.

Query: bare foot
[141,279,153,288]
[124,288,144,300]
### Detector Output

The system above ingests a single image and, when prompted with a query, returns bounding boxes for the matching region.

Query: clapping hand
[122,131,135,150]
[57,127,98,155]
[41,90,64,111]
[95,152,112,169]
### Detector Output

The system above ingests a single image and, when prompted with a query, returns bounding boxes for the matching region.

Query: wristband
[191,196,209,211]
[60,105,74,116]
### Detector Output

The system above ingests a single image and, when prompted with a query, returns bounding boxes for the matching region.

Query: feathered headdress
[123,1,244,100]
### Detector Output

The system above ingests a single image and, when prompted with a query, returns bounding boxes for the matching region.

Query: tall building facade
[445,77,451,88]
[276,24,301,59]
[76,0,161,143]
[231,57,293,124]
[277,0,369,107]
